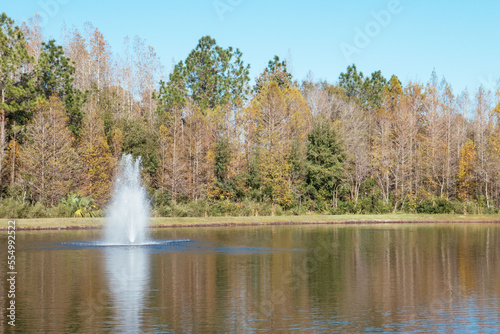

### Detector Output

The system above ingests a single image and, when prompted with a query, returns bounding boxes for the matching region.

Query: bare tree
[157,107,187,202]
[473,86,493,206]
[331,95,370,203]
[64,27,89,92]
[133,36,164,122]
[21,14,43,62]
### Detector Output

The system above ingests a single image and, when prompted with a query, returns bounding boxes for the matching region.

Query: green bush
[416,198,454,214]
[153,204,172,217]
[258,202,274,216]
[240,199,257,216]
[150,190,171,209]
[373,200,392,214]
[171,203,195,217]
[26,202,48,218]
[333,201,356,214]
[466,201,478,214]
[452,201,466,214]
[3,191,497,218]
[0,198,28,218]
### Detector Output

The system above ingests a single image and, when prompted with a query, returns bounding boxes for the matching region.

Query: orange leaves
[19,97,79,206]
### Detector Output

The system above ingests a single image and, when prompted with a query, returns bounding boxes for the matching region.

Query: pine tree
[304,121,345,205]
[254,55,293,93]
[0,13,32,194]
[160,36,250,111]
[36,40,85,136]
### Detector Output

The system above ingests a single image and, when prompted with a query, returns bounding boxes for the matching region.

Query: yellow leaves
[205,105,227,128]
[158,124,169,137]
[207,181,234,202]
[239,81,310,207]
[244,80,310,149]
[457,139,477,201]
[111,127,123,158]
[206,148,215,168]
[74,209,84,218]
[487,126,500,189]
[287,86,311,142]
[488,127,500,155]
[258,150,294,207]
[79,109,115,206]
[493,101,500,118]
[2,140,20,184]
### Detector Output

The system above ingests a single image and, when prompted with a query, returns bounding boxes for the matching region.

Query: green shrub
[416,198,453,214]
[452,201,466,214]
[171,203,195,217]
[333,201,356,214]
[0,198,28,218]
[259,202,273,216]
[26,202,48,218]
[273,204,283,216]
[153,205,172,217]
[466,201,478,215]
[151,190,171,208]
[240,199,257,216]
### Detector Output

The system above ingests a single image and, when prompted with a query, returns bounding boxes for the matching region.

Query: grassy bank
[2,214,500,230]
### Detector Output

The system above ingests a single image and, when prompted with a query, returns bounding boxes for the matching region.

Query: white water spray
[105,154,150,244]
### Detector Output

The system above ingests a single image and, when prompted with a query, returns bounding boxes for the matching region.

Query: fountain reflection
[104,246,150,333]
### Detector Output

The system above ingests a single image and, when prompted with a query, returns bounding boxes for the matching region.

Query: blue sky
[4,0,500,94]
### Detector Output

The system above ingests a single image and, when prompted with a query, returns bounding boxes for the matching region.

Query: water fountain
[105,154,150,245]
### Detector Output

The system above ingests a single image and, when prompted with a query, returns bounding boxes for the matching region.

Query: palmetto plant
[62,193,97,217]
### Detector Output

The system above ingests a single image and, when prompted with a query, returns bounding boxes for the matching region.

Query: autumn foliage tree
[243,81,310,207]
[19,97,79,206]
[79,98,115,206]
[457,139,477,201]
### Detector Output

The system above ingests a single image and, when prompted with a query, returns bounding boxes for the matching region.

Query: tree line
[1,12,499,218]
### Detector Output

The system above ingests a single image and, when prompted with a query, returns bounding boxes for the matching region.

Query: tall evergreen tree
[338,64,364,101]
[158,36,250,111]
[304,121,345,204]
[36,40,84,136]
[254,55,293,93]
[0,13,33,194]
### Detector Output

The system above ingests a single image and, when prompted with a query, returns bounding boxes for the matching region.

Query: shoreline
[2,215,500,231]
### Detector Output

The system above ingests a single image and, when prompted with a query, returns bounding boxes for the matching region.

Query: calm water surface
[1,224,500,333]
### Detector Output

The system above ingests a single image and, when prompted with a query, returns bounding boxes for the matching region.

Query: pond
[2,224,500,333]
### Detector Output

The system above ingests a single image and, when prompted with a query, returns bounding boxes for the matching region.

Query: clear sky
[4,0,500,94]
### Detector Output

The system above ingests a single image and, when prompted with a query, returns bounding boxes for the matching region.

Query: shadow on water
[36,239,302,255]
